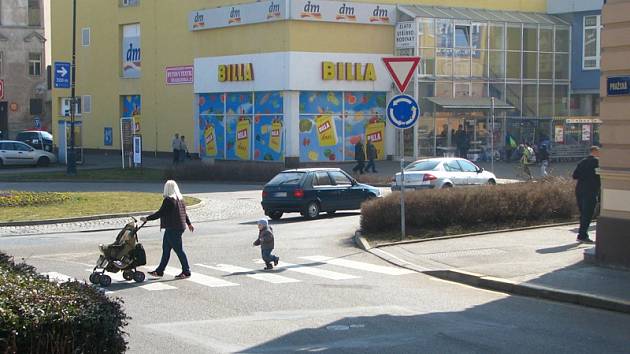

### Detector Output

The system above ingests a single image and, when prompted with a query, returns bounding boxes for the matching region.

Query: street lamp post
[490,97,495,174]
[66,0,77,175]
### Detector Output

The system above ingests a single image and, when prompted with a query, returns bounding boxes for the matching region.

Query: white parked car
[0,140,57,167]
[391,158,497,190]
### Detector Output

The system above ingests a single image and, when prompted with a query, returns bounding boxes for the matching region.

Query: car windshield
[405,160,440,172]
[15,133,31,140]
[268,172,305,185]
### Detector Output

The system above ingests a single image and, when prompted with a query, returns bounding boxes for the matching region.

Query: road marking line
[162,266,239,288]
[42,272,75,283]
[85,269,178,291]
[196,263,300,284]
[141,282,178,291]
[253,260,359,280]
[300,256,415,275]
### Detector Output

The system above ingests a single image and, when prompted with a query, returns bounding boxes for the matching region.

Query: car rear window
[267,172,305,186]
[405,160,440,172]
[16,132,32,140]
[41,132,53,140]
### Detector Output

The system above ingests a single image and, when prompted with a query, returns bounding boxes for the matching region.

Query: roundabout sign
[386,94,420,129]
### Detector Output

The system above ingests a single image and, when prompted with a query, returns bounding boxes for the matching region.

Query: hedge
[361,178,578,236]
[0,252,129,354]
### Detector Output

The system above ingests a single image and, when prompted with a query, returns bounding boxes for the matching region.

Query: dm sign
[607,76,630,96]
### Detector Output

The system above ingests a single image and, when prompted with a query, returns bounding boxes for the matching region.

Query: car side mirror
[351,179,357,186]
[477,167,484,173]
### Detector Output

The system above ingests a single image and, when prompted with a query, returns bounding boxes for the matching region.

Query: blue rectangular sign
[607,76,630,96]
[54,62,71,89]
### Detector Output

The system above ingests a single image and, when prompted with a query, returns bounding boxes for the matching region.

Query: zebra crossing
[45,255,415,294]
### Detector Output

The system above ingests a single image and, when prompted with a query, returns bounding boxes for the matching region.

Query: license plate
[274,192,287,197]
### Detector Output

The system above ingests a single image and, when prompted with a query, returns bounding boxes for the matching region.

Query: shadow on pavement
[536,242,583,254]
[239,212,361,226]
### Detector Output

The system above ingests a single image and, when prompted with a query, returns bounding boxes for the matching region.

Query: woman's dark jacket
[147,197,191,230]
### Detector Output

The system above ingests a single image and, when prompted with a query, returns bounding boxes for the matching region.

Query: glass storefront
[399,11,574,160]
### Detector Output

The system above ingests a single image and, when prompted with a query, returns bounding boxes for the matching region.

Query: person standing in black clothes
[352,138,365,174]
[572,146,601,243]
[364,137,378,173]
[454,125,469,158]
[539,144,550,177]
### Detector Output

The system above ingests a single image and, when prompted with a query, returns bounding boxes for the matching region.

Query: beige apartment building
[596,0,630,268]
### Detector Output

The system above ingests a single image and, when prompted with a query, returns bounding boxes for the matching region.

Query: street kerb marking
[196,263,300,284]
[162,266,239,288]
[84,269,178,291]
[253,260,359,280]
[300,256,416,276]
[42,272,76,283]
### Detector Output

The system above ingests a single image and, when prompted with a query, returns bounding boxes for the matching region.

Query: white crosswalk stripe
[162,266,239,288]
[253,260,359,280]
[300,256,415,275]
[42,272,75,283]
[196,263,300,284]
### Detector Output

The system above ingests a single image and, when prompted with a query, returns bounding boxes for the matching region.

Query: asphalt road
[1,184,629,353]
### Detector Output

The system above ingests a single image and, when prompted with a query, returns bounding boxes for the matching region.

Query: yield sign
[382,57,420,93]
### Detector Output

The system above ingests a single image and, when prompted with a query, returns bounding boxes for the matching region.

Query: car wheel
[304,201,320,219]
[441,183,453,189]
[487,179,497,185]
[269,211,283,220]
[37,156,50,167]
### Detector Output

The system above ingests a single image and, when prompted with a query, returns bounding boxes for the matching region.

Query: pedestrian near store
[352,138,366,174]
[142,180,194,279]
[253,218,279,270]
[171,133,181,165]
[179,135,189,162]
[454,125,469,158]
[539,144,550,177]
[365,137,378,173]
[572,146,601,244]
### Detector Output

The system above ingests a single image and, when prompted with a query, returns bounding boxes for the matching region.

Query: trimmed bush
[361,177,578,237]
[0,191,70,207]
[0,252,129,354]
[164,161,285,182]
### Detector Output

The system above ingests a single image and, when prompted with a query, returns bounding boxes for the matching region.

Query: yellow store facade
[51,0,550,165]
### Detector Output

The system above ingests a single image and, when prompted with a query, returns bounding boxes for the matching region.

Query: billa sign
[218,63,254,82]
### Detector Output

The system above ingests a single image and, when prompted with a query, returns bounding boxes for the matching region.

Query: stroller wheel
[99,274,112,287]
[133,271,145,283]
[89,272,100,284]
[122,270,134,281]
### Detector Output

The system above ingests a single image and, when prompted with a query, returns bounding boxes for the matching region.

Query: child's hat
[257,218,269,227]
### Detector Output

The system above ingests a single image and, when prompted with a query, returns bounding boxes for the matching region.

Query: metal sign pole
[491,97,495,174]
[400,128,405,240]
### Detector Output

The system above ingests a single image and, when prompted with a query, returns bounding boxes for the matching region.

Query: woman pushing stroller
[141,180,194,279]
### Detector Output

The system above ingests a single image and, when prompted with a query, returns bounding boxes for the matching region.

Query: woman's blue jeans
[156,228,190,273]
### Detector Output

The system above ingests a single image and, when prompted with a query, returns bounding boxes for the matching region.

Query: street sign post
[0,79,4,100]
[54,62,71,89]
[382,56,421,241]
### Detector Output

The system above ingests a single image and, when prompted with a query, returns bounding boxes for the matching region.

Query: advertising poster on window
[299,91,343,162]
[122,95,141,117]
[254,91,284,161]
[226,93,253,160]
[582,124,591,142]
[122,24,141,78]
[554,125,564,143]
[343,92,386,161]
[198,93,226,159]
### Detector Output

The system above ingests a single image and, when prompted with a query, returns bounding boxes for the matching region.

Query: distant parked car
[0,140,57,167]
[16,130,53,152]
[261,168,382,220]
[391,158,497,191]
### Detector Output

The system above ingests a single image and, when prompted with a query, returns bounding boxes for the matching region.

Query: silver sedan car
[0,140,57,167]
[391,158,497,190]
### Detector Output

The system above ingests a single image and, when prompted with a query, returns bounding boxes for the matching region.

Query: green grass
[0,192,200,222]
[0,168,166,182]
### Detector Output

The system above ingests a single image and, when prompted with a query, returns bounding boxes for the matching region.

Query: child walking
[253,218,279,270]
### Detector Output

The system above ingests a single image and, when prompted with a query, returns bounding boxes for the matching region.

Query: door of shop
[0,102,8,139]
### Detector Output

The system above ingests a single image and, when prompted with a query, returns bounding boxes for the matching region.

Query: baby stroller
[89,217,147,287]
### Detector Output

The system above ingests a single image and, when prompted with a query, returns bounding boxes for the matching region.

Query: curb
[353,231,630,315]
[0,200,205,227]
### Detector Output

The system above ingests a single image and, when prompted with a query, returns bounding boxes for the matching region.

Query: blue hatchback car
[261,168,381,220]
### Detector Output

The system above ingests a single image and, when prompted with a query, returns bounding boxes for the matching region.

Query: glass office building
[397,6,571,160]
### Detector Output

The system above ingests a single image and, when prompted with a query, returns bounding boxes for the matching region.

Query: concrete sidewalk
[361,224,630,314]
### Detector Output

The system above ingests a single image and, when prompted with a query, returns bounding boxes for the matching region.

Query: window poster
[299,91,343,162]
[198,93,226,159]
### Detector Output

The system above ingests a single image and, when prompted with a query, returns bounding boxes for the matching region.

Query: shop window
[488,51,505,79]
[455,24,471,48]
[471,23,487,50]
[489,82,505,101]
[555,27,570,53]
[523,25,538,52]
[539,85,553,118]
[540,27,553,52]
[506,51,521,79]
[554,85,569,117]
[82,27,91,47]
[523,52,538,80]
[507,24,522,51]
[418,81,435,99]
[436,19,453,48]
[471,82,487,98]
[554,53,569,80]
[454,82,470,97]
[418,18,435,48]
[436,48,453,77]
[453,51,471,77]
[82,95,92,113]
[435,82,453,97]
[505,84,521,117]
[28,0,41,26]
[471,50,486,78]
[419,48,435,76]
[522,84,537,117]
[28,52,41,76]
[489,23,505,50]
[583,15,601,70]
[539,53,553,80]
[29,99,43,115]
